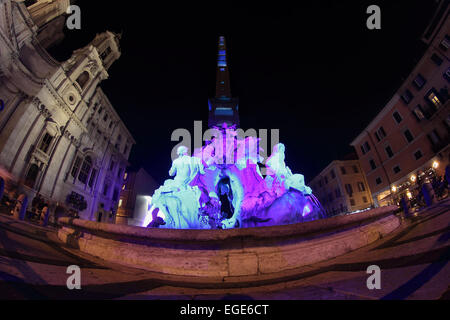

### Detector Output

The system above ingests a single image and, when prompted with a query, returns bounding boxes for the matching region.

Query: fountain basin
[57,206,400,283]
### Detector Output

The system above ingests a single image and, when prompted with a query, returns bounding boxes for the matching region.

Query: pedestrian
[445,164,450,188]
[96,203,105,222]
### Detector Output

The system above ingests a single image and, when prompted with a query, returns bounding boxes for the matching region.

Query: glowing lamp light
[432,161,439,169]
[406,191,413,200]
[410,175,417,182]
[391,186,397,193]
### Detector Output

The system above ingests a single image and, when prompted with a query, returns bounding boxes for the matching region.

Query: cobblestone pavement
[0,201,448,300]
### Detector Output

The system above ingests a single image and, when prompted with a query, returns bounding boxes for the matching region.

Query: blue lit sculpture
[147,127,325,229]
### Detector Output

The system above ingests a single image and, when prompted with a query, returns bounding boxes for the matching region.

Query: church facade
[0,0,135,221]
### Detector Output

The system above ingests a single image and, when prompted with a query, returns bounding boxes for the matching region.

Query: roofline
[96,87,136,144]
[309,159,361,184]
[350,94,400,147]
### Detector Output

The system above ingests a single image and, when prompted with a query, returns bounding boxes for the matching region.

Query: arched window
[78,156,92,184]
[25,164,39,189]
[71,156,82,179]
[76,71,90,90]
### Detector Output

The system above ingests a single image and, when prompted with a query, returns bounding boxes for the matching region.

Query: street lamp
[432,161,439,169]
[406,191,413,200]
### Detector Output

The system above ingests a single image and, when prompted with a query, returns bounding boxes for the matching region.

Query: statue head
[177,146,188,157]
[273,143,285,154]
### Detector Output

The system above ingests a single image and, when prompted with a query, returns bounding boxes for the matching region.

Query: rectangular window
[385,146,394,158]
[426,89,442,108]
[361,141,371,155]
[444,116,450,130]
[369,159,377,170]
[439,35,450,51]
[330,170,336,179]
[100,46,112,61]
[376,177,382,185]
[444,67,450,82]
[404,129,414,143]
[357,182,366,192]
[39,133,53,154]
[363,196,368,204]
[352,165,359,173]
[412,105,425,122]
[428,130,441,145]
[393,165,401,174]
[374,131,380,142]
[393,111,403,124]
[324,176,328,184]
[88,169,97,188]
[345,184,353,196]
[78,160,91,184]
[431,53,443,66]
[350,199,356,206]
[71,157,82,179]
[340,167,347,175]
[412,74,426,89]
[414,150,423,160]
[401,89,414,104]
[378,127,386,139]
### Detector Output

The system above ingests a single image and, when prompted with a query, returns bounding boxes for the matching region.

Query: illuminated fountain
[57,36,400,281]
[144,36,325,230]
[145,125,325,230]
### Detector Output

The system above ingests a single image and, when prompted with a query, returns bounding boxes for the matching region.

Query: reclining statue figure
[265,143,312,196]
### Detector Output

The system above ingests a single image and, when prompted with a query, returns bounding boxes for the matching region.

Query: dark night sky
[49,0,439,184]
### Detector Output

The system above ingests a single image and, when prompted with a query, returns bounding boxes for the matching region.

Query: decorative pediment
[85,59,99,74]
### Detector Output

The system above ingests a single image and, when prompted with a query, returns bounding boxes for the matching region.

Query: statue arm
[169,163,176,177]
[199,160,205,175]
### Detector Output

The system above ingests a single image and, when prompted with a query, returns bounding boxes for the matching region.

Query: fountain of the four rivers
[58,36,400,285]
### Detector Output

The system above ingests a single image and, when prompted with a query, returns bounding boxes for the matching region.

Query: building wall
[310,160,373,216]
[0,1,135,221]
[117,168,159,226]
[351,6,450,206]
